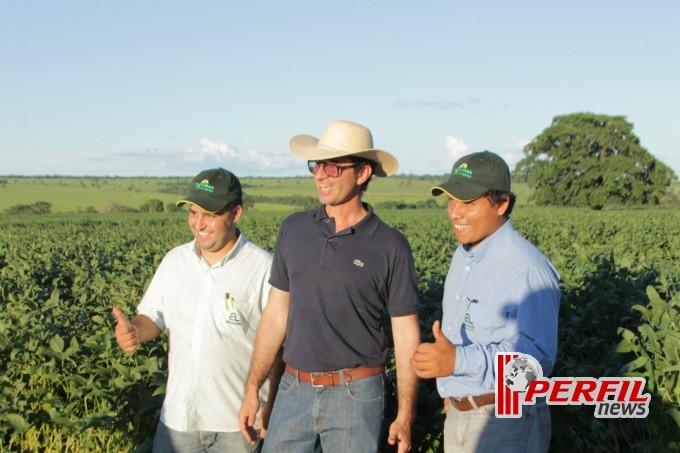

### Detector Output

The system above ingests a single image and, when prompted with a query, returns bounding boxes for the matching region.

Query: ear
[356,163,373,185]
[232,204,243,223]
[496,197,510,217]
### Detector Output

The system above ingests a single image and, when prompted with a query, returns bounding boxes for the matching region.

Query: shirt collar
[192,228,245,267]
[312,203,380,236]
[459,219,514,262]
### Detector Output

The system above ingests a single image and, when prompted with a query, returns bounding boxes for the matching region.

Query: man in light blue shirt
[411,151,560,453]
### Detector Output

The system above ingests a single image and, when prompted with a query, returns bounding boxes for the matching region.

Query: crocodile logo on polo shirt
[353,259,365,268]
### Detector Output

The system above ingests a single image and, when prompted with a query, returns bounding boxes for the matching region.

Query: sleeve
[137,258,168,331]
[268,220,290,292]
[259,257,274,313]
[454,266,560,381]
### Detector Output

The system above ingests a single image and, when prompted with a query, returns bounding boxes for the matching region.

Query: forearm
[393,315,421,423]
[246,326,285,393]
[245,288,289,395]
[264,346,285,408]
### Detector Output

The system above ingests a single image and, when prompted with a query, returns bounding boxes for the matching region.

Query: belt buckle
[310,372,328,388]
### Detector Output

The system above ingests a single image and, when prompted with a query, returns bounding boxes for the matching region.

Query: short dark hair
[215,202,240,216]
[484,190,516,218]
[349,156,376,192]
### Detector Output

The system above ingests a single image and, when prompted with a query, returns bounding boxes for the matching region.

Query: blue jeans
[153,421,262,453]
[444,399,551,453]
[262,370,385,453]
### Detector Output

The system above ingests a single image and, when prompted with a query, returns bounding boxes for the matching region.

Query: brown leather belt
[449,393,496,411]
[285,364,384,387]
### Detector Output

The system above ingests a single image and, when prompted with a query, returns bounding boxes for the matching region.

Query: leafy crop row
[1,209,678,452]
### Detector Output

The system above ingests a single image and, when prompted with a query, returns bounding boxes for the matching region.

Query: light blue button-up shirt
[437,220,560,398]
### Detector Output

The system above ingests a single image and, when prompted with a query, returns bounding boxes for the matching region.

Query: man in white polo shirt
[113,168,278,453]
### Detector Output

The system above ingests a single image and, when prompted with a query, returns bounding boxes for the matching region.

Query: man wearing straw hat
[411,151,560,452]
[239,120,421,452]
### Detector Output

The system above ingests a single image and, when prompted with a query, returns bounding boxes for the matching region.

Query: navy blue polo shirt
[269,204,420,372]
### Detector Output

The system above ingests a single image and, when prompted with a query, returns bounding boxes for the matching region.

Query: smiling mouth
[454,224,469,231]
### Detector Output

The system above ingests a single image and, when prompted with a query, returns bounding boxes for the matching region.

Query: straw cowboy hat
[289,120,398,177]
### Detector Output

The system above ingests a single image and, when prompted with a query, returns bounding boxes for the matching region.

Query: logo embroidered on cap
[195,179,215,193]
[353,259,365,268]
[451,163,472,179]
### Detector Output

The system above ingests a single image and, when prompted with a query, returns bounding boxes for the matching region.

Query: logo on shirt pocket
[227,311,242,326]
[225,292,242,326]
[463,297,478,332]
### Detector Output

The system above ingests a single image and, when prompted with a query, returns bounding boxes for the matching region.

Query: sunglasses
[307,161,362,178]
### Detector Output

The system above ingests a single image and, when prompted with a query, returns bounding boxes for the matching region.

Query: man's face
[187,204,241,258]
[447,196,508,249]
[312,158,369,206]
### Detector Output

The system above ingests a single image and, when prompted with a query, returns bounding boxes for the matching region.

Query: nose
[448,199,463,219]
[314,164,330,180]
[192,211,207,228]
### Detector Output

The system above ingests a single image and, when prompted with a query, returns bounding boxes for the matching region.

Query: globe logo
[504,356,542,392]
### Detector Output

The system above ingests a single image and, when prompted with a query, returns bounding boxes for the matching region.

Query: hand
[259,399,274,439]
[112,307,139,353]
[387,418,412,453]
[443,396,450,414]
[411,321,456,379]
[238,391,262,445]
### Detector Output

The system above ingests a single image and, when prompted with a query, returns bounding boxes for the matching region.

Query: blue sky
[1,1,678,177]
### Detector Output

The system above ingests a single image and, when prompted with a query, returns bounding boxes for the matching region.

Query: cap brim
[176,193,228,213]
[430,178,490,202]
[289,135,398,177]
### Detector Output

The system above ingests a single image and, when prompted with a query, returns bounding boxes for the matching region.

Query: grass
[0,177,187,213]
[0,175,533,214]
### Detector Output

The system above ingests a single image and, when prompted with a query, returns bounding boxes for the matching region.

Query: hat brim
[290,135,398,177]
[176,193,229,214]
[430,177,491,202]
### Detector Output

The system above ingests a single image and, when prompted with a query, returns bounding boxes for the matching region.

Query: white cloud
[184,138,237,162]
[180,138,301,175]
[502,152,522,170]
[445,135,469,161]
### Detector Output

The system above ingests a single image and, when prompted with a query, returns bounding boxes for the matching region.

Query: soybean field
[1,208,678,452]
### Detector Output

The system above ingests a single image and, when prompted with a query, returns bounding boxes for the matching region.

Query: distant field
[9,175,679,214]
[0,175,534,214]
[0,177,188,213]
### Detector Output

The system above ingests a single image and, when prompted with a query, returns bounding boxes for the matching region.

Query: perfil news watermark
[495,353,650,419]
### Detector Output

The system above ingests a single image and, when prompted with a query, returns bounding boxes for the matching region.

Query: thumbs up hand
[411,320,456,379]
[112,307,139,353]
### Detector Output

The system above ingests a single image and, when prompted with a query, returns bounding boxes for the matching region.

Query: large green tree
[513,113,677,209]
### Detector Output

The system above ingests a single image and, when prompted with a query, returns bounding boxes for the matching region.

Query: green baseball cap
[431,151,510,201]
[176,168,243,213]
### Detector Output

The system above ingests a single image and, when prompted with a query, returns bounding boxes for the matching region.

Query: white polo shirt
[138,232,272,433]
